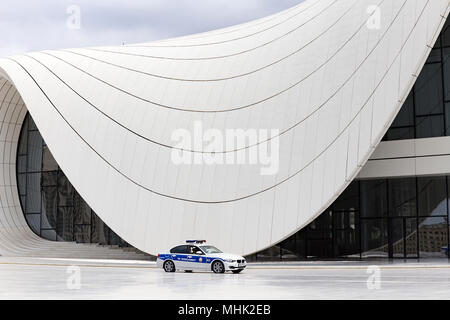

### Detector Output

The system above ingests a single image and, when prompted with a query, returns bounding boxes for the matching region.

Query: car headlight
[225,259,236,263]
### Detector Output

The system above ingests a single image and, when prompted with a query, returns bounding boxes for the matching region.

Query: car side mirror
[195,251,204,255]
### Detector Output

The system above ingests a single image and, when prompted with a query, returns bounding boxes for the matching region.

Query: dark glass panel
[26,214,40,235]
[333,181,359,211]
[415,115,445,138]
[17,155,27,174]
[307,211,333,258]
[245,254,257,262]
[384,93,414,141]
[18,173,26,196]
[41,229,57,241]
[417,177,447,217]
[170,245,189,254]
[443,48,450,100]
[334,210,357,230]
[28,116,37,131]
[307,240,333,258]
[334,230,360,258]
[414,63,444,116]
[91,215,109,245]
[405,218,418,258]
[17,117,28,156]
[26,131,42,172]
[418,217,448,258]
[25,173,41,213]
[41,187,57,229]
[392,93,414,127]
[388,178,416,217]
[307,210,332,240]
[74,192,91,225]
[57,207,73,242]
[41,210,55,230]
[442,19,450,47]
[426,48,441,63]
[255,246,281,261]
[385,92,415,141]
[74,225,91,243]
[433,35,442,49]
[360,180,387,218]
[42,145,58,171]
[385,127,415,141]
[333,210,359,257]
[109,229,129,247]
[361,219,388,258]
[41,171,57,187]
[57,172,73,207]
[446,103,450,135]
[280,231,306,260]
[390,218,418,258]
[390,218,404,258]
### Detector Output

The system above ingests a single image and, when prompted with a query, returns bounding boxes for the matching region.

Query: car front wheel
[211,261,225,274]
[163,260,176,273]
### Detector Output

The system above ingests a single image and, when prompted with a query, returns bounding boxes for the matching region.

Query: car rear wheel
[212,261,225,274]
[232,269,243,274]
[163,260,176,273]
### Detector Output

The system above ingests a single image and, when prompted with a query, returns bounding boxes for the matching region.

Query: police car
[157,240,247,273]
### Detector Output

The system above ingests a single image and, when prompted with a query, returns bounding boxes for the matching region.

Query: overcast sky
[0,0,303,57]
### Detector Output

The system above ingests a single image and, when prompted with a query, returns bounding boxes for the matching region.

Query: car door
[169,245,190,269]
[185,245,207,271]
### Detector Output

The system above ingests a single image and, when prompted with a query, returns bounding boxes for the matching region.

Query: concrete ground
[0,257,449,299]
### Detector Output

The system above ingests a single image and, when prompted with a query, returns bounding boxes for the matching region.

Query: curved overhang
[0,0,448,256]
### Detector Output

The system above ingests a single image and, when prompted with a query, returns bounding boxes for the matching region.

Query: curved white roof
[0,0,448,256]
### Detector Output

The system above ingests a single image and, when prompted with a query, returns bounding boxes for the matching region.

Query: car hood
[207,253,245,260]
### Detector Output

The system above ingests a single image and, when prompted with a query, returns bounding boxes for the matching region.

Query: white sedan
[157,241,246,274]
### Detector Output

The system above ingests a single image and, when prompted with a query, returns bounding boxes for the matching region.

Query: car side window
[170,245,188,254]
[187,246,195,255]
[190,246,204,255]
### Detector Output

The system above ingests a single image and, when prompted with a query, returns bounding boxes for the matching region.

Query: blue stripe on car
[158,254,223,263]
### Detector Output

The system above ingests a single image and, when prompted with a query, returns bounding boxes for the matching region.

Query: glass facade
[250,177,450,261]
[17,113,131,247]
[384,18,450,141]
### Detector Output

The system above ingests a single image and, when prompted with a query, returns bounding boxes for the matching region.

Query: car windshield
[199,245,222,254]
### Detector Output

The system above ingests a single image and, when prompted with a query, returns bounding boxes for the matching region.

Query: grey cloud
[0,0,303,57]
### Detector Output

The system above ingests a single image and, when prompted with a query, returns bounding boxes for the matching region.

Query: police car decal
[158,254,224,263]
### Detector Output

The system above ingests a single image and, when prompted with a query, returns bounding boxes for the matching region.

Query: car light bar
[186,240,206,244]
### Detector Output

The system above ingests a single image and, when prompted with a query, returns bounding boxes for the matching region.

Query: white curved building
[0,0,449,259]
